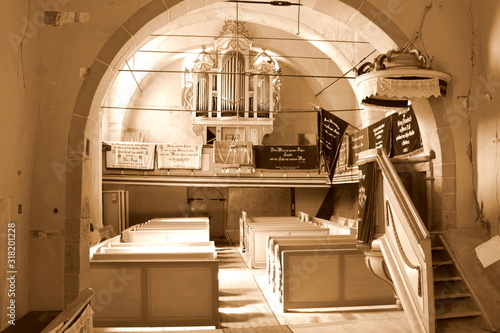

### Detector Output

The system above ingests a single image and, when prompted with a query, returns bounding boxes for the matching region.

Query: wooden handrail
[358,148,434,333]
[41,288,94,333]
[358,148,430,241]
[386,200,422,297]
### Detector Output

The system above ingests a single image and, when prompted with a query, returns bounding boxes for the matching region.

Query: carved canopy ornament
[354,38,452,101]
[355,3,452,101]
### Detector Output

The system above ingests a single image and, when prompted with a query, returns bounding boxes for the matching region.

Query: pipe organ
[184,21,281,145]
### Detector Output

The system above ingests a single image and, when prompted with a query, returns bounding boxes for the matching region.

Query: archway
[65,0,455,304]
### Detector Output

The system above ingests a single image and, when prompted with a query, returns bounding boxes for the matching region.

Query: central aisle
[217,245,286,330]
[216,243,412,333]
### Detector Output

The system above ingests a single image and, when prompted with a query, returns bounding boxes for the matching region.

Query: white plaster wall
[0,0,40,324]
[472,1,500,237]
[370,0,500,236]
[1,0,154,312]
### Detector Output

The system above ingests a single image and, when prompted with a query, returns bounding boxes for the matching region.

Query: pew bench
[312,216,358,236]
[272,241,357,296]
[90,259,219,328]
[92,250,216,260]
[239,216,305,251]
[106,241,215,247]
[243,221,317,252]
[280,248,395,312]
[131,224,210,230]
[266,235,356,284]
[122,228,210,243]
[245,224,329,268]
[89,235,219,328]
[149,217,210,223]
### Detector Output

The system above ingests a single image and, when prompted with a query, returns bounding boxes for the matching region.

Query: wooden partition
[239,211,305,251]
[90,260,219,327]
[266,234,355,283]
[311,216,357,236]
[270,237,357,294]
[149,217,210,223]
[281,248,395,311]
[122,228,209,243]
[89,216,220,329]
[245,224,329,268]
[239,211,331,268]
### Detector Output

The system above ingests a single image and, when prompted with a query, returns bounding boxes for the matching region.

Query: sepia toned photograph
[1,1,499,332]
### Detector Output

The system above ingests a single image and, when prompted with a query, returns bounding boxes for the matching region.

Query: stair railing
[358,148,434,333]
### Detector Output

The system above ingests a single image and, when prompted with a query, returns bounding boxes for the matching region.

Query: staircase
[431,232,494,332]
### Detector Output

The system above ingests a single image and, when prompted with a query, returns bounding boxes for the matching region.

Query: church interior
[1,1,500,332]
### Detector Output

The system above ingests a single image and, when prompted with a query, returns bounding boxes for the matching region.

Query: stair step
[436,310,482,320]
[432,246,446,251]
[434,276,462,282]
[435,292,471,300]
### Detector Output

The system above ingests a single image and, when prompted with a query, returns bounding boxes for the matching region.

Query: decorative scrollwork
[386,200,422,297]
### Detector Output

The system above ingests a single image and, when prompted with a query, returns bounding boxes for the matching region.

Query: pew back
[107,241,215,247]
[122,228,209,243]
[149,217,209,223]
[281,249,395,311]
[265,234,356,282]
[90,260,219,327]
[248,226,329,268]
[92,251,216,261]
[273,242,357,295]
[98,246,216,254]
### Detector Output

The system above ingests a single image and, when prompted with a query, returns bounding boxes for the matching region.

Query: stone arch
[64,0,455,303]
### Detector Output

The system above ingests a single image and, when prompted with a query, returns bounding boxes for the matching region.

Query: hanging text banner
[157,143,203,169]
[357,161,377,245]
[319,109,350,181]
[334,135,349,173]
[105,142,155,170]
[348,127,369,166]
[391,107,422,156]
[254,146,318,170]
[368,116,393,156]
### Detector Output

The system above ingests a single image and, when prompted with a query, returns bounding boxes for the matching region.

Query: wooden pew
[106,241,215,247]
[133,224,209,229]
[266,234,356,284]
[149,217,210,223]
[272,241,357,296]
[122,218,211,243]
[90,259,219,328]
[243,221,313,253]
[97,246,216,255]
[280,248,395,311]
[240,217,304,251]
[311,216,358,236]
[92,250,216,260]
[238,211,329,268]
[122,227,209,243]
[239,210,306,251]
[89,234,219,328]
[245,223,329,268]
